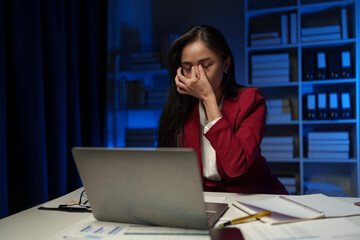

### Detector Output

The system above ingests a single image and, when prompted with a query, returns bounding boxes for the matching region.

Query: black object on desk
[38,205,92,213]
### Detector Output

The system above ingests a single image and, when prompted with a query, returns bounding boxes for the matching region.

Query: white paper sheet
[45,216,211,240]
[238,217,360,240]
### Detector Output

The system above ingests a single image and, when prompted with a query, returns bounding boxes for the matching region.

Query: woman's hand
[175,65,215,102]
[175,65,222,122]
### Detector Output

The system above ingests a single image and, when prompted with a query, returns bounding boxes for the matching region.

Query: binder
[340,92,351,119]
[328,92,339,119]
[302,52,315,80]
[305,94,317,120]
[281,14,288,44]
[316,52,327,79]
[317,93,328,119]
[341,8,348,39]
[327,51,340,79]
[290,13,297,44]
[340,51,352,78]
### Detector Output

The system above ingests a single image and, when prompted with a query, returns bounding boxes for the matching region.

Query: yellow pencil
[217,210,271,228]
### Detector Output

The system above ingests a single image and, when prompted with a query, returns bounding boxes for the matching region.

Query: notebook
[72,147,228,230]
[233,194,360,225]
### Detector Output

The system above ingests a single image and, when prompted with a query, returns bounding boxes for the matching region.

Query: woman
[157,25,288,194]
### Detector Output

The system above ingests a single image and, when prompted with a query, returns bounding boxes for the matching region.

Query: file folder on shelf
[290,13,297,44]
[340,92,352,119]
[340,51,352,78]
[327,51,340,79]
[316,52,327,79]
[329,92,339,119]
[341,8,348,39]
[302,52,315,80]
[317,93,328,119]
[305,94,317,120]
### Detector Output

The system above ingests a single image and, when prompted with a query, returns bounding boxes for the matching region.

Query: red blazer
[182,88,288,194]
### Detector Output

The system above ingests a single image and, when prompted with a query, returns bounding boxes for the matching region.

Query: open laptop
[72,147,228,230]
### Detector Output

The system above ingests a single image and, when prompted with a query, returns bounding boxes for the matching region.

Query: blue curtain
[0,0,107,218]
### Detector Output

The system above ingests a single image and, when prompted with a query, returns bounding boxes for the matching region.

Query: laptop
[72,147,228,230]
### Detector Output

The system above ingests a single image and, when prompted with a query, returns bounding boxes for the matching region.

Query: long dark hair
[157,25,244,147]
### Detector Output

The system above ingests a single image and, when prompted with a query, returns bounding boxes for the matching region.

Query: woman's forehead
[181,40,218,63]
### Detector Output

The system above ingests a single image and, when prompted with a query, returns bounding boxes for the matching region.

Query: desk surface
[1,188,360,240]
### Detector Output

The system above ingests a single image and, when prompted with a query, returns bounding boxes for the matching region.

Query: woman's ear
[224,56,231,73]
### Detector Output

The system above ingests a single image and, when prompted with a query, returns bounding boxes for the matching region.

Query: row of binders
[301,8,348,43]
[303,50,352,80]
[261,136,294,160]
[250,13,297,46]
[266,98,292,122]
[307,131,349,160]
[251,53,290,84]
[304,92,351,120]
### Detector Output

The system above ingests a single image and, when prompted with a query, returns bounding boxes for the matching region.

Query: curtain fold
[0,0,107,218]
[0,0,8,219]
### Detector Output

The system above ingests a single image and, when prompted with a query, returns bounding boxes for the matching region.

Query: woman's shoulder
[237,87,262,96]
[223,87,265,112]
[234,87,265,103]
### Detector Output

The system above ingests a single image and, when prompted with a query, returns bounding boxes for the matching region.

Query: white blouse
[198,98,224,182]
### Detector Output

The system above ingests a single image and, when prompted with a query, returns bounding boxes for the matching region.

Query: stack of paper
[251,53,290,84]
[301,25,341,43]
[307,131,349,159]
[266,99,292,122]
[250,32,281,47]
[261,136,294,160]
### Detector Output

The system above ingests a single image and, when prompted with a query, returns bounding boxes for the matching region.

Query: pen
[217,210,271,228]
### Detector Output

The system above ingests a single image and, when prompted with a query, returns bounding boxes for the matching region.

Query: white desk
[1,188,360,240]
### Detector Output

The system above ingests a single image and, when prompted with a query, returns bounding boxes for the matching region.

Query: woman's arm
[204,88,266,178]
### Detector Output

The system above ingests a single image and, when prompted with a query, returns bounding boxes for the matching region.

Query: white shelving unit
[244,0,359,196]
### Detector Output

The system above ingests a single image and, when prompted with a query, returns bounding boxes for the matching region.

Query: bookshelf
[244,0,359,196]
[109,54,169,147]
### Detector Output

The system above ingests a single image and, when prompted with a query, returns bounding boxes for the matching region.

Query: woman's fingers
[177,67,189,84]
[198,64,206,80]
[175,76,187,90]
[191,66,196,79]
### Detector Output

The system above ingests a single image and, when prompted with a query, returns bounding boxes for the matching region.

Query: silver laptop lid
[72,147,209,230]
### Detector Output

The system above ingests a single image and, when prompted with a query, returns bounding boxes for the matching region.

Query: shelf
[245,0,359,196]
[247,6,297,17]
[300,38,356,48]
[266,121,299,125]
[303,158,358,163]
[301,78,356,84]
[267,158,301,163]
[300,0,355,14]
[302,119,356,124]
[247,44,298,51]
